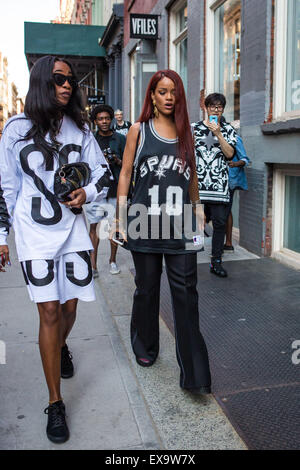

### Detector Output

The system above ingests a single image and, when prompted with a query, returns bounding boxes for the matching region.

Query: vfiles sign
[130,14,159,40]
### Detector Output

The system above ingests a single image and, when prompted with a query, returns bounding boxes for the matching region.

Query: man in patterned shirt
[192,93,237,277]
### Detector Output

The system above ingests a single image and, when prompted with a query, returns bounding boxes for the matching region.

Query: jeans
[204,203,229,260]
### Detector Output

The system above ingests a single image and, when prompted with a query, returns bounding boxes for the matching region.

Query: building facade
[0,53,9,134]
[98,0,124,26]
[53,0,75,23]
[16,96,24,116]
[65,1,124,110]
[71,0,93,24]
[9,83,18,118]
[69,0,124,26]
[0,54,21,134]
[99,3,124,110]
[122,0,300,267]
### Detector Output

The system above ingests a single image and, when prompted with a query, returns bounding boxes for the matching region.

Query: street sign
[130,14,159,40]
[88,95,105,105]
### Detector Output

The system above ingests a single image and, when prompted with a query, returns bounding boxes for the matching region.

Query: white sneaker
[109,262,120,275]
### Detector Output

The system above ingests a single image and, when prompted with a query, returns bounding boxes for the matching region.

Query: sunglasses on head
[53,73,77,89]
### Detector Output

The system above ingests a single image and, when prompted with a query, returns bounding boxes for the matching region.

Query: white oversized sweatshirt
[0,114,110,262]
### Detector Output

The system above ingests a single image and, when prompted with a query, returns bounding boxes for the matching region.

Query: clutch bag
[54,162,91,215]
[54,162,91,202]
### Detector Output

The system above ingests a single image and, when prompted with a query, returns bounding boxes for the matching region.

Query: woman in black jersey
[112,70,211,394]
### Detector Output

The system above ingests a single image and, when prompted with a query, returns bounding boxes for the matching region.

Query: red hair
[137,70,195,170]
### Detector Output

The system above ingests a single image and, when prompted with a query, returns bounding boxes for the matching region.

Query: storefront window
[177,3,187,32]
[214,0,241,122]
[170,1,188,91]
[286,0,300,112]
[283,175,300,254]
[176,35,187,90]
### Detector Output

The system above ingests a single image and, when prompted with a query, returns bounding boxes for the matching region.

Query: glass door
[214,0,241,122]
[273,168,300,268]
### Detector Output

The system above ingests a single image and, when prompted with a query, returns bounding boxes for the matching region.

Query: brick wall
[71,0,93,24]
[264,164,274,256]
[240,0,270,127]
[239,0,274,255]
[122,0,170,120]
[239,168,265,255]
[187,0,206,122]
[265,0,275,123]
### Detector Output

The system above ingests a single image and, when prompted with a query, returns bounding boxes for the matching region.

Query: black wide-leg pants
[130,251,211,389]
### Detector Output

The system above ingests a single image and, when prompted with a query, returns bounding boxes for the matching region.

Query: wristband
[191,199,201,207]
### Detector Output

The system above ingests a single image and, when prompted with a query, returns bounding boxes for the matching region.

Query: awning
[24,22,106,81]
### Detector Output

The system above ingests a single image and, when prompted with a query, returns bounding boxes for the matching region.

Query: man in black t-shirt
[85,105,126,277]
[112,109,132,137]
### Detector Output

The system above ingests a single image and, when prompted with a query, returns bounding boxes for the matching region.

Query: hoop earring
[152,100,159,118]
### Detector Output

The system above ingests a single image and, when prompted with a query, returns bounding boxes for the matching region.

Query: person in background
[193,93,237,278]
[85,104,126,277]
[223,129,251,251]
[112,109,132,137]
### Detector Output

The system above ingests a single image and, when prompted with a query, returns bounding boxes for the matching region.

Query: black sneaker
[61,344,74,379]
[210,259,228,277]
[44,400,69,443]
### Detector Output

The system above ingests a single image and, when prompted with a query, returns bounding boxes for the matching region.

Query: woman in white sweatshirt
[0,56,110,443]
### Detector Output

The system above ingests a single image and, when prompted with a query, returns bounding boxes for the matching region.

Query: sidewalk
[0,234,246,450]
[97,237,251,450]
[0,236,161,450]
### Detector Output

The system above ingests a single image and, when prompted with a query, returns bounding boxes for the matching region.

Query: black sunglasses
[53,73,78,89]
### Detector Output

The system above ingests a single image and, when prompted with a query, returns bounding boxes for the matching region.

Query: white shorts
[85,198,116,224]
[21,251,95,304]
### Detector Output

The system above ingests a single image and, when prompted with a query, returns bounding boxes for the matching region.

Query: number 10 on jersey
[148,185,183,216]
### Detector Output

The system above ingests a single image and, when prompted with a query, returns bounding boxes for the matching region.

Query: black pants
[131,251,211,389]
[204,203,229,260]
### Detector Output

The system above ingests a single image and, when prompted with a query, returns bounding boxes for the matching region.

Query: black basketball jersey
[125,119,203,254]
